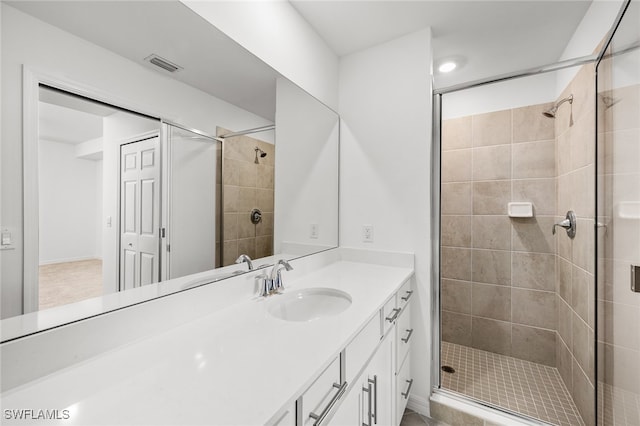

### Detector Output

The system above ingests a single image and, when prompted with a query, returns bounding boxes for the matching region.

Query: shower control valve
[552,210,576,239]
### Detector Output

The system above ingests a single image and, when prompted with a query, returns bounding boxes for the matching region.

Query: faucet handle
[552,210,577,239]
[255,272,273,297]
[273,270,285,292]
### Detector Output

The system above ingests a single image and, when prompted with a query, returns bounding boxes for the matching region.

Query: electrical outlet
[362,225,374,242]
[310,223,319,239]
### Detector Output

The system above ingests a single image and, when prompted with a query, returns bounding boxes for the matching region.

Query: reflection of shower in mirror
[255,147,267,164]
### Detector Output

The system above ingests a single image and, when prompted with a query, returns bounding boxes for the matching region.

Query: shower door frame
[594,2,637,426]
[429,40,628,421]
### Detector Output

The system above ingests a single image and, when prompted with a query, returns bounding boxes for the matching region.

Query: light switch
[1,229,11,245]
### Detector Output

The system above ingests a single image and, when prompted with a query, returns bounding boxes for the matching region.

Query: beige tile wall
[554,64,597,426]
[441,67,601,426]
[441,101,558,367]
[218,128,275,266]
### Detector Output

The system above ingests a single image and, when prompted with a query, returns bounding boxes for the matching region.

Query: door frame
[22,66,160,313]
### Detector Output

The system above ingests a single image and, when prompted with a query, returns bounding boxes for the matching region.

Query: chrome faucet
[235,254,254,270]
[257,259,293,297]
[270,259,293,293]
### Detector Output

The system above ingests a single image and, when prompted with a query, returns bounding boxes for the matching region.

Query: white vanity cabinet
[359,332,394,426]
[298,356,344,426]
[319,279,412,426]
[328,328,393,426]
[394,281,413,424]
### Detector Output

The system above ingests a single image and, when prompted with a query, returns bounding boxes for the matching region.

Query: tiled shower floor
[599,382,640,426]
[441,342,584,426]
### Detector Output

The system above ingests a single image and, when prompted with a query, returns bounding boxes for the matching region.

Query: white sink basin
[267,288,352,322]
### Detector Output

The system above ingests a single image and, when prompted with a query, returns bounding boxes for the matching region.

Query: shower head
[254,147,267,164]
[542,94,573,118]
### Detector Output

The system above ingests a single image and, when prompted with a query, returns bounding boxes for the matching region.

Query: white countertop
[1,259,413,425]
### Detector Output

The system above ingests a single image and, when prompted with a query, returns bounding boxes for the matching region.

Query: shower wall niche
[440,62,597,425]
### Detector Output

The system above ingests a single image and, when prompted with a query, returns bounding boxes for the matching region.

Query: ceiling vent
[144,54,182,73]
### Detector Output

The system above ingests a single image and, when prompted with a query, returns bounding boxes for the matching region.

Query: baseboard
[39,256,102,266]
[407,394,430,416]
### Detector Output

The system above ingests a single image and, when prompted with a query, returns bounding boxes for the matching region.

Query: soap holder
[508,202,533,218]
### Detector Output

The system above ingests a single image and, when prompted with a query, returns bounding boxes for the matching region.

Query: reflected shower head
[254,147,267,164]
[600,94,621,109]
[542,94,574,118]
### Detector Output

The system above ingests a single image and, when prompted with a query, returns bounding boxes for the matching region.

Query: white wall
[274,78,339,254]
[442,72,558,119]
[556,0,625,93]
[38,139,100,264]
[182,0,339,111]
[1,3,273,317]
[338,28,433,413]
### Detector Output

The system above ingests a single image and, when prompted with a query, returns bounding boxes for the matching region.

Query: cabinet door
[396,352,412,425]
[363,332,393,426]
[327,383,361,426]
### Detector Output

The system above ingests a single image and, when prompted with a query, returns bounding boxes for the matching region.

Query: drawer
[272,406,295,426]
[381,297,400,334]
[397,280,413,311]
[396,303,412,370]
[396,352,412,425]
[345,314,380,384]
[300,357,345,425]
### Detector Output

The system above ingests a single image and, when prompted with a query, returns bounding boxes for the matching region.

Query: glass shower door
[596,0,640,424]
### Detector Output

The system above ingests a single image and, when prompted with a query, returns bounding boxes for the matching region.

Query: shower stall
[431,1,639,425]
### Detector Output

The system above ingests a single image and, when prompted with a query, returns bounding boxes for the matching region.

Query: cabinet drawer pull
[401,379,413,399]
[309,381,348,426]
[368,375,377,424]
[401,328,414,343]
[401,290,413,302]
[362,381,373,426]
[385,308,401,323]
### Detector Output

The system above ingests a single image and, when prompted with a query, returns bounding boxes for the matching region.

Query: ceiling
[8,0,612,117]
[290,0,596,88]
[8,1,280,121]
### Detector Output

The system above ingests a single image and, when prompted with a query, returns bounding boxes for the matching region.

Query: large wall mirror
[0,1,339,339]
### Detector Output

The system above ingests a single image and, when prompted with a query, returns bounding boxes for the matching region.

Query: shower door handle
[552,210,576,239]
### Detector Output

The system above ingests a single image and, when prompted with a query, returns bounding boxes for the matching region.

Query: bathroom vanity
[0,249,415,425]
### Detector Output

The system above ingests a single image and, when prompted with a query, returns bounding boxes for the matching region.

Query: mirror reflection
[1,0,339,336]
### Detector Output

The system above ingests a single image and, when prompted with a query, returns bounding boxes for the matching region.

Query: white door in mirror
[120,136,160,290]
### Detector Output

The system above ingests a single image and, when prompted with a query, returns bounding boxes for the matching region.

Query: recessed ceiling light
[438,61,457,73]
